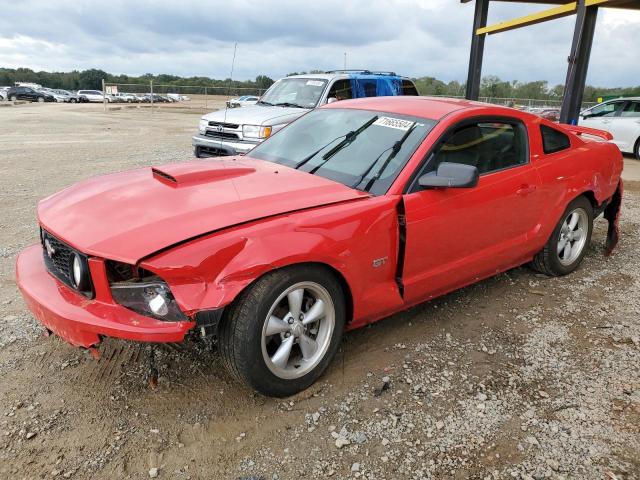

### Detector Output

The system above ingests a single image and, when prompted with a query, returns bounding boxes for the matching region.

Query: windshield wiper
[354,123,418,192]
[307,116,379,174]
[273,102,306,109]
[292,115,379,171]
[257,100,274,106]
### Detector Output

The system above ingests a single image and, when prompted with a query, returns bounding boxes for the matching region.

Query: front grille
[208,121,239,129]
[41,229,94,298]
[204,130,240,140]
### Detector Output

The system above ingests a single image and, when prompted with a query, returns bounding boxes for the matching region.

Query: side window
[588,101,624,118]
[432,120,528,175]
[541,125,571,154]
[327,79,353,101]
[401,80,419,96]
[621,101,640,118]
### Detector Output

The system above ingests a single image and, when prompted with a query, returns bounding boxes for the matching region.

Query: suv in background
[6,86,55,103]
[193,70,420,158]
[580,97,640,160]
[77,90,111,103]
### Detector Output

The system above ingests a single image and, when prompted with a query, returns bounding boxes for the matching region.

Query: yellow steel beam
[476,0,609,35]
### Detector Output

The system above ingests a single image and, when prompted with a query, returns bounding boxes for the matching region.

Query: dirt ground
[0,103,639,480]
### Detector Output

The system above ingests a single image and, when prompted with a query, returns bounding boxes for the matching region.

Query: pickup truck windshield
[258,78,328,109]
[248,108,436,195]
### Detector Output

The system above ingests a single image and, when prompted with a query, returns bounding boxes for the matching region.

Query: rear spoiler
[562,124,613,141]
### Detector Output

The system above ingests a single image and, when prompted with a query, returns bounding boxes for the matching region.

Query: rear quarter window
[541,125,571,154]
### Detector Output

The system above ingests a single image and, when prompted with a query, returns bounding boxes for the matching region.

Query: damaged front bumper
[16,244,196,349]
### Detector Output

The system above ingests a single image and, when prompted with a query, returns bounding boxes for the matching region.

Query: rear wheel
[10,95,17,102]
[531,196,593,276]
[37,96,45,103]
[218,265,345,397]
[70,98,77,103]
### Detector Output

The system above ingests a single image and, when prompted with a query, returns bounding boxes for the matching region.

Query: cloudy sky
[0,0,638,87]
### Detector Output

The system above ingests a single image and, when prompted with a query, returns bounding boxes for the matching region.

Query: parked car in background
[193,70,420,158]
[6,86,55,103]
[538,108,561,122]
[47,89,82,103]
[579,97,640,159]
[77,90,110,103]
[39,88,68,103]
[226,95,260,108]
[167,93,189,102]
[16,97,623,397]
[0,87,9,101]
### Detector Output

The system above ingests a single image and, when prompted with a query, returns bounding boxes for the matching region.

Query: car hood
[202,104,309,126]
[37,158,368,264]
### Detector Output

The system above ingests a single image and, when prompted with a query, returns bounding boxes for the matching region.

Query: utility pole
[343,52,347,70]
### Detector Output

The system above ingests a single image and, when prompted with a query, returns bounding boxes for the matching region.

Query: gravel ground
[0,103,638,480]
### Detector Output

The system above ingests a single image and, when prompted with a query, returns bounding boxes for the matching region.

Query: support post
[150,80,154,111]
[465,0,489,100]
[560,1,598,124]
[102,78,106,112]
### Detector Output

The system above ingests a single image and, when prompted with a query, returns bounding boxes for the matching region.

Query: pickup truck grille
[40,229,94,298]
[204,131,240,140]
[208,121,240,129]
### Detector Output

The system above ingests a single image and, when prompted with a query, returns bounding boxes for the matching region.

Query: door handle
[516,184,537,196]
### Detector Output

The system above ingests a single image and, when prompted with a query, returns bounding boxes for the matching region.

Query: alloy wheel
[557,208,588,265]
[261,281,335,380]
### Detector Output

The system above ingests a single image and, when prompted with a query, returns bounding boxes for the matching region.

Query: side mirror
[327,97,338,104]
[418,162,479,189]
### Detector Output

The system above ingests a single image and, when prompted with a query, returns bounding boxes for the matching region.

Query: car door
[401,116,544,304]
[580,100,625,131]
[608,100,640,153]
[17,87,29,100]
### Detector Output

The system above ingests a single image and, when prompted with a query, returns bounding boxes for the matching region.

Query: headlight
[198,118,208,134]
[111,281,186,321]
[242,125,272,139]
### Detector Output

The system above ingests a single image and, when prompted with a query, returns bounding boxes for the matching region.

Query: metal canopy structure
[462,0,640,124]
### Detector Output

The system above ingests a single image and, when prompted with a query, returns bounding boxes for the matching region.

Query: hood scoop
[152,161,255,187]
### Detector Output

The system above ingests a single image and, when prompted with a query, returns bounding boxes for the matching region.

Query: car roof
[284,72,413,82]
[323,96,504,121]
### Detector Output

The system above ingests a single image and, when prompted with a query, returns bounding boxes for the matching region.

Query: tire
[634,138,640,161]
[10,95,17,102]
[70,98,77,103]
[37,97,44,103]
[531,196,593,276]
[194,147,202,158]
[218,265,346,397]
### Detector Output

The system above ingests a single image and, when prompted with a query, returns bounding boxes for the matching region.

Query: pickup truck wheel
[218,266,345,397]
[194,147,202,158]
[531,196,593,276]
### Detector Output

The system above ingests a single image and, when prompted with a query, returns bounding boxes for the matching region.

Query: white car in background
[580,97,640,159]
[77,90,111,103]
[226,95,259,108]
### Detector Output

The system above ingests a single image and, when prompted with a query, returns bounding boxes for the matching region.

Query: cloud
[0,0,638,87]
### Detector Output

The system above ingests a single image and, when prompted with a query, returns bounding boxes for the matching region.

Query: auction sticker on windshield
[306,80,325,87]
[373,117,415,131]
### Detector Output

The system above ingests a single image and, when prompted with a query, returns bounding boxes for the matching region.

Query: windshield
[248,108,436,195]
[258,78,328,109]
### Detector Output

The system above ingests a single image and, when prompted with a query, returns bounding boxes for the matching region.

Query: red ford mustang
[16,97,623,397]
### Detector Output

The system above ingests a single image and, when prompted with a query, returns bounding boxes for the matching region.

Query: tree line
[1,67,638,102]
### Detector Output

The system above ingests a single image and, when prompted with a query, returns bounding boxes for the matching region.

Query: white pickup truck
[192,70,419,158]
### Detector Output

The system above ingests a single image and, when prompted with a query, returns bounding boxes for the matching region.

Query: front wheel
[37,96,45,103]
[9,95,17,102]
[531,196,593,276]
[218,266,345,397]
[70,98,77,103]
